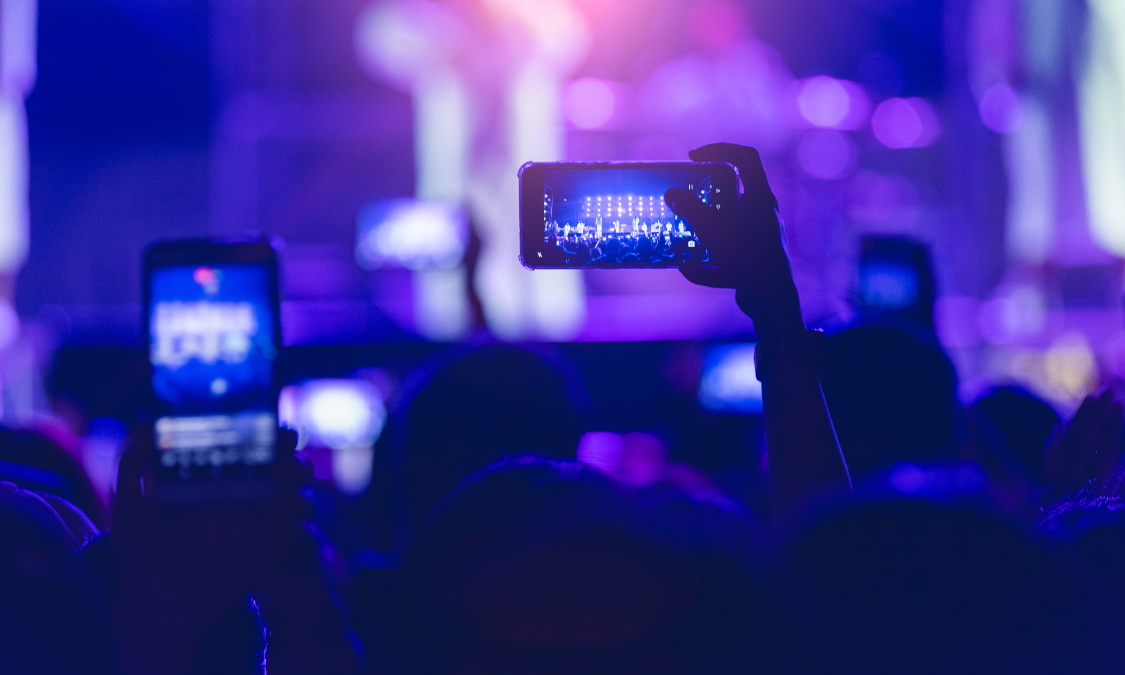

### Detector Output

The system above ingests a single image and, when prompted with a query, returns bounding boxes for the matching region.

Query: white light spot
[564,78,616,129]
[798,76,851,128]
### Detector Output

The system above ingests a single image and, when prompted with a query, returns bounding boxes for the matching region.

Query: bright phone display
[144,239,280,500]
[858,261,921,310]
[855,235,934,322]
[518,161,739,269]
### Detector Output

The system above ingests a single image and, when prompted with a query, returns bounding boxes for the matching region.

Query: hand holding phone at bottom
[109,428,358,675]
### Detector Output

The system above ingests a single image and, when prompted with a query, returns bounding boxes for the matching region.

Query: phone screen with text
[148,263,278,481]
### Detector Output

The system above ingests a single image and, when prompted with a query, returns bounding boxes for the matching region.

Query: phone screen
[519,162,738,268]
[148,261,279,487]
[855,235,933,320]
[858,261,921,310]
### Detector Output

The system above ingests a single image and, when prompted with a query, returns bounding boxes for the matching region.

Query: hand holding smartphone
[661,144,803,335]
[518,161,739,269]
[143,238,282,501]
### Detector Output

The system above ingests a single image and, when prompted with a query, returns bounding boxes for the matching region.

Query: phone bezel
[518,160,740,269]
[142,237,282,502]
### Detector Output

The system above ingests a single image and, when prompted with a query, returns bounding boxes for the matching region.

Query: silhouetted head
[380,456,788,674]
[821,325,964,478]
[969,386,1060,485]
[781,497,1072,674]
[0,425,107,527]
[385,344,586,541]
[0,484,115,674]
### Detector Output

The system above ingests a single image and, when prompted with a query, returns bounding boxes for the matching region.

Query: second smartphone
[518,161,739,269]
[144,238,282,501]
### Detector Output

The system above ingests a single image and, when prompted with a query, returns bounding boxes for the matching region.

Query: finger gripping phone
[144,238,282,501]
[518,161,739,269]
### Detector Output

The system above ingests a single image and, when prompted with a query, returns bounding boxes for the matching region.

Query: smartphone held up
[143,238,282,502]
[518,161,739,269]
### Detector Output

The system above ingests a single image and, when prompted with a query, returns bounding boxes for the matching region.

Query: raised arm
[665,143,851,521]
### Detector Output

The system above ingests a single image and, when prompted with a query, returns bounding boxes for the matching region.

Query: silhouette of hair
[782,497,1074,674]
[0,485,116,674]
[378,344,586,544]
[821,326,964,478]
[380,456,789,675]
[0,425,107,527]
[969,386,1060,485]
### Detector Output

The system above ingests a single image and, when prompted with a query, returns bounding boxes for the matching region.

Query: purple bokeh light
[796,129,856,180]
[634,38,795,153]
[978,83,1024,134]
[795,76,870,130]
[686,0,749,51]
[564,78,617,130]
[797,76,851,128]
[871,97,940,149]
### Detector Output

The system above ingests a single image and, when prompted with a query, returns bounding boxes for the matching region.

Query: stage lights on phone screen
[539,166,718,266]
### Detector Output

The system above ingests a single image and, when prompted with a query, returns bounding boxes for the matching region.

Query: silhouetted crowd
[545,227,705,265]
[6,144,1125,674]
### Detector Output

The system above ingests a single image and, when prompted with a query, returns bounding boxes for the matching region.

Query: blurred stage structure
[7,0,1125,418]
